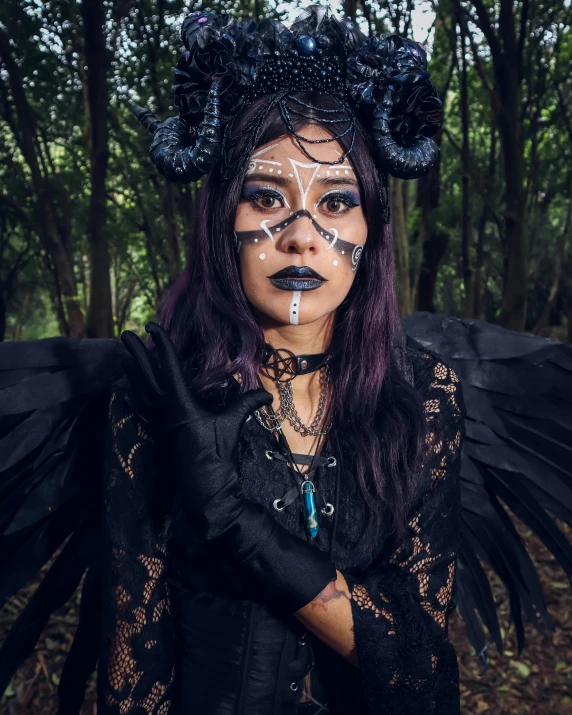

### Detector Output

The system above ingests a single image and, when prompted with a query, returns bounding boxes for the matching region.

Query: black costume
[1,5,572,715]
[1,314,572,714]
[99,347,463,714]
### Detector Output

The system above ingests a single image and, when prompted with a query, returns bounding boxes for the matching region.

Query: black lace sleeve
[98,382,175,715]
[345,352,465,714]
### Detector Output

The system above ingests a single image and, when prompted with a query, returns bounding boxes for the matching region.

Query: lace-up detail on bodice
[98,350,464,714]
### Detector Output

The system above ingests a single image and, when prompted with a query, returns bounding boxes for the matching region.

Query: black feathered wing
[403,312,572,667]
[0,337,125,705]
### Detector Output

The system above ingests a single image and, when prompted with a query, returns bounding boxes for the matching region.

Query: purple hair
[158,93,426,545]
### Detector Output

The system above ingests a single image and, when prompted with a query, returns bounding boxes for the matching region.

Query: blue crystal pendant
[302,480,319,538]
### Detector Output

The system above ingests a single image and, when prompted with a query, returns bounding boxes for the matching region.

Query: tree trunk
[460,25,474,318]
[82,0,113,338]
[474,125,497,319]
[0,290,6,343]
[497,78,527,330]
[417,233,449,313]
[413,6,455,313]
[342,0,358,22]
[0,27,84,337]
[391,177,411,315]
[532,177,572,335]
[463,0,529,330]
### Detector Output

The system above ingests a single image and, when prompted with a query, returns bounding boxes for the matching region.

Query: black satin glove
[120,322,337,614]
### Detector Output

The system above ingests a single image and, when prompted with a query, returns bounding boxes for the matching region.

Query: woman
[99,7,465,714]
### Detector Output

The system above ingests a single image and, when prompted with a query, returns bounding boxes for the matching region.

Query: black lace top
[98,348,465,714]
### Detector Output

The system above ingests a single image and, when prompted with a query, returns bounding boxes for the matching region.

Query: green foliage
[0,0,571,339]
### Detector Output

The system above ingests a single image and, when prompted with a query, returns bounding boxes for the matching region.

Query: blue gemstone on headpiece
[295,35,317,56]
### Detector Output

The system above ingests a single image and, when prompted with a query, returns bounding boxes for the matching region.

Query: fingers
[221,388,273,428]
[120,330,163,397]
[144,322,192,405]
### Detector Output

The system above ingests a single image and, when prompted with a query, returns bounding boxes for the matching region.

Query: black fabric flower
[347,35,442,145]
[172,11,255,125]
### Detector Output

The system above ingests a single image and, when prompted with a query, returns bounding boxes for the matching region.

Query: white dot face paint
[259,253,266,260]
[333,260,339,266]
[289,291,301,326]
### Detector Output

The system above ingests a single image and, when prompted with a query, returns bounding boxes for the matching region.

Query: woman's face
[234,126,368,329]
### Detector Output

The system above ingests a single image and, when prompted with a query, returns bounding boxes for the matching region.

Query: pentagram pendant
[262,346,298,383]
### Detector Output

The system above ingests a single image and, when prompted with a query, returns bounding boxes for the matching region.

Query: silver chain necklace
[254,365,331,437]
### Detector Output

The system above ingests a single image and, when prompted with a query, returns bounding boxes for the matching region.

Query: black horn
[133,81,222,183]
[131,105,161,134]
[371,89,440,180]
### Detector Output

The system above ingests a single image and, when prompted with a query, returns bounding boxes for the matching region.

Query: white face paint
[289,291,301,325]
[256,160,282,172]
[260,220,276,242]
[326,228,338,251]
[249,145,283,175]
[323,163,354,178]
[251,143,280,158]
[235,130,368,334]
[288,158,321,210]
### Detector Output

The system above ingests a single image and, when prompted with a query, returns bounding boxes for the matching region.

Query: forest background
[0,0,571,713]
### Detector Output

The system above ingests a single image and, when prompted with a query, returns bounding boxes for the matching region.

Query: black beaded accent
[245,50,347,101]
[220,90,357,180]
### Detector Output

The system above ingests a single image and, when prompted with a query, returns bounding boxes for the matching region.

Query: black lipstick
[267,265,327,291]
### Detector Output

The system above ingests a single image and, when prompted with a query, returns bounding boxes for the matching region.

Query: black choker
[262,344,329,383]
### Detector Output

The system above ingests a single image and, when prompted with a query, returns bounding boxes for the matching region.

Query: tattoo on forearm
[311,580,351,611]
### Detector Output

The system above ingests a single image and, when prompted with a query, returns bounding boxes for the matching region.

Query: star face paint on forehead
[289,158,321,210]
[234,209,364,271]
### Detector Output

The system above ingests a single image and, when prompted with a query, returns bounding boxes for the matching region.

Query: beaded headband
[133,5,442,193]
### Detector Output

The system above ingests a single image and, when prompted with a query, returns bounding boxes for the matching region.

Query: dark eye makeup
[240,186,287,210]
[319,190,361,213]
[240,185,361,215]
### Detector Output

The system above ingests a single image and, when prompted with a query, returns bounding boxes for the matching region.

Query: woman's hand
[120,323,337,615]
[120,322,272,542]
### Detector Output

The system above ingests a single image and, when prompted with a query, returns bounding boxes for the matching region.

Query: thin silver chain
[255,365,331,437]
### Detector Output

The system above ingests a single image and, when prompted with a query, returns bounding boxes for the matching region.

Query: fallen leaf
[510,660,531,678]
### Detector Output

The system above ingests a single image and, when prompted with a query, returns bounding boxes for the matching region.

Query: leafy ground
[1,516,570,714]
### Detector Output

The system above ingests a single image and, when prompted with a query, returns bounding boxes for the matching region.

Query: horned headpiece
[133,5,442,193]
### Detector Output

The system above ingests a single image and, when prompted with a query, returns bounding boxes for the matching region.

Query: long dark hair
[159,93,427,543]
